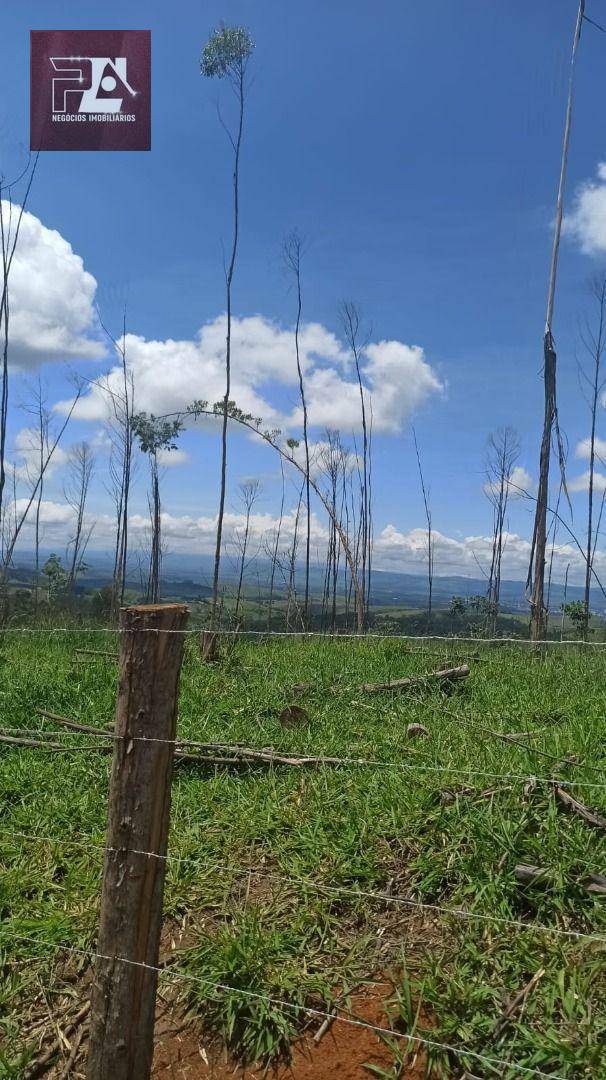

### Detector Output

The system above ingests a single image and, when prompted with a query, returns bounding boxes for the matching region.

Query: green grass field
[1,632,606,1077]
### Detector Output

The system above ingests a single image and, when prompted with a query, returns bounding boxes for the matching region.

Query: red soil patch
[152,981,428,1079]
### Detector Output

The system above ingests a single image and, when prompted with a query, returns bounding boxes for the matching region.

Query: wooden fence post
[87,603,189,1080]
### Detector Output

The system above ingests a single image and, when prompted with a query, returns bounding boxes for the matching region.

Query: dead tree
[21,378,51,618]
[234,478,260,621]
[97,310,135,620]
[0,389,82,610]
[201,27,255,626]
[283,231,311,625]
[340,302,371,623]
[578,274,606,635]
[0,155,38,538]
[412,427,434,631]
[528,0,584,640]
[265,460,285,630]
[485,427,520,635]
[65,442,96,595]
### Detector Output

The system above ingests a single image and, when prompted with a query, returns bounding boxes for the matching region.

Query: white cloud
[373,524,587,583]
[575,436,606,461]
[484,465,534,500]
[568,469,606,493]
[0,202,103,366]
[11,427,69,482]
[57,315,442,437]
[156,447,189,468]
[564,163,606,254]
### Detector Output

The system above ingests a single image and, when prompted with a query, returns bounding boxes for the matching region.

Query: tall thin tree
[340,302,370,626]
[64,441,96,595]
[234,478,261,622]
[485,427,520,637]
[201,25,255,625]
[578,274,606,635]
[528,0,584,640]
[412,427,434,631]
[283,230,311,625]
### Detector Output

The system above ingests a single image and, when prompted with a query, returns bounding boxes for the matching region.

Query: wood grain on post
[87,604,188,1080]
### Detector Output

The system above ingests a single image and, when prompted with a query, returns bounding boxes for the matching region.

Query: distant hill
[10,547,597,614]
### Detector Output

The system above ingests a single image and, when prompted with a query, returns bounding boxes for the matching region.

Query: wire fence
[1,619,605,1077]
[1,623,606,644]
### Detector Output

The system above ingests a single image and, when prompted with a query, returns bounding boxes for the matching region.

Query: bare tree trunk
[341,303,369,629]
[148,452,161,605]
[284,232,311,626]
[211,66,246,627]
[529,0,584,640]
[0,157,38,534]
[580,276,606,636]
[234,479,260,622]
[486,427,520,636]
[65,442,95,595]
[266,461,285,630]
[413,428,434,632]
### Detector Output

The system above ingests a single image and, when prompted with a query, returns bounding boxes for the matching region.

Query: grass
[1,631,606,1076]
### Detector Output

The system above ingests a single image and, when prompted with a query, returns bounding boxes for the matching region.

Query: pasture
[1,631,606,1077]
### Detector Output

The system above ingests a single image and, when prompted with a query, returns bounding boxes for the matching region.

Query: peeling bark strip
[87,604,188,1080]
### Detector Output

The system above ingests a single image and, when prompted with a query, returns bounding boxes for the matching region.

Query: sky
[3,0,606,584]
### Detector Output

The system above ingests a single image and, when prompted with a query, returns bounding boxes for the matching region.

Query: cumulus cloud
[58,315,442,436]
[575,436,606,461]
[373,524,586,582]
[1,202,103,366]
[564,163,606,254]
[156,447,190,468]
[11,500,600,587]
[11,427,70,482]
[483,465,534,500]
[568,469,606,493]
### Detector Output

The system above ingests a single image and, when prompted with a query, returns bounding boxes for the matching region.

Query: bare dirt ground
[151,981,427,1079]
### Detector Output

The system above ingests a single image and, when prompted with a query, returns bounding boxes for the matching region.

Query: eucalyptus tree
[484,427,520,636]
[412,427,434,632]
[0,155,38,537]
[340,302,371,621]
[233,478,261,622]
[201,25,255,624]
[64,441,96,596]
[132,413,183,604]
[283,230,311,624]
[577,274,606,635]
[21,378,51,617]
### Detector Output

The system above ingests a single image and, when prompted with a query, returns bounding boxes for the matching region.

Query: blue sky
[2,0,606,582]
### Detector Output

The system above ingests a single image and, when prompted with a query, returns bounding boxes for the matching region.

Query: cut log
[361,664,470,693]
[406,723,430,738]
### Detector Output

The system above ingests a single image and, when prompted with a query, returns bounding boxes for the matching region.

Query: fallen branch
[554,785,606,830]
[74,649,118,660]
[23,1001,90,1079]
[361,664,470,693]
[37,709,113,736]
[3,725,348,769]
[0,732,111,753]
[492,967,545,1039]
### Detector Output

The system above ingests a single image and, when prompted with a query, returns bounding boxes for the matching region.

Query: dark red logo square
[30,30,151,151]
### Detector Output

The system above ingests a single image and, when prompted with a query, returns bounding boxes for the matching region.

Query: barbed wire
[0,927,570,1079]
[3,724,606,789]
[1,625,606,645]
[1,827,604,943]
